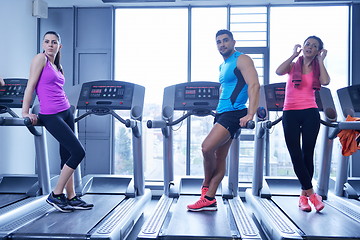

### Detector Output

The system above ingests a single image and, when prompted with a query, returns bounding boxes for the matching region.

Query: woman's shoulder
[32,53,47,66]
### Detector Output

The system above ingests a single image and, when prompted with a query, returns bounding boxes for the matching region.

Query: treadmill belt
[0,194,28,208]
[273,195,360,239]
[163,196,233,239]
[11,194,125,237]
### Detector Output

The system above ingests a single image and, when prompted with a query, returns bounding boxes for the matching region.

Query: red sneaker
[298,195,311,212]
[187,197,217,212]
[309,193,325,212]
[201,186,209,199]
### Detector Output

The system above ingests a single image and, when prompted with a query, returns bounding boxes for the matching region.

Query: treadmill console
[263,83,286,111]
[77,80,145,111]
[261,82,325,112]
[170,82,220,111]
[0,78,35,108]
[337,84,360,117]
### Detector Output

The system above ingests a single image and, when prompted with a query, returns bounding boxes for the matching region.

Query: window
[114,8,188,180]
[190,7,227,176]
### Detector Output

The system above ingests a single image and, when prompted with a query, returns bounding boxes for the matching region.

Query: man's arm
[237,54,260,127]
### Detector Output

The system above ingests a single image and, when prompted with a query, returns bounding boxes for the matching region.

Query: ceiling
[44,0,357,8]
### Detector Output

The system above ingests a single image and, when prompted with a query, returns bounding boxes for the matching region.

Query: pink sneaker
[187,197,217,212]
[309,193,325,212]
[201,186,209,199]
[298,195,311,212]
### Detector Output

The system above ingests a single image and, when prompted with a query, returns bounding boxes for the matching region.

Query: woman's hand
[0,77,5,86]
[317,49,327,62]
[292,44,302,57]
[22,113,39,125]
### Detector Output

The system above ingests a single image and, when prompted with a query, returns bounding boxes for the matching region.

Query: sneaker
[298,195,311,212]
[68,196,94,210]
[309,193,325,212]
[46,193,74,213]
[201,186,209,199]
[187,197,217,212]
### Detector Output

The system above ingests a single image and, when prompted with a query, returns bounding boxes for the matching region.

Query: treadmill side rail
[137,195,174,239]
[228,196,261,240]
[245,190,303,240]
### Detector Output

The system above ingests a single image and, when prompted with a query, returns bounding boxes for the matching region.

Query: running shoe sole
[46,199,74,213]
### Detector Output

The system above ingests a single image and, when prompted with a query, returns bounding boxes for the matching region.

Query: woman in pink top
[276,36,330,212]
[22,31,93,212]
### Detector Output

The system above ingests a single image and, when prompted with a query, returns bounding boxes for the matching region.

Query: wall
[0,0,38,174]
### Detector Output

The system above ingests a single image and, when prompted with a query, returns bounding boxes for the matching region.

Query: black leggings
[282,108,320,190]
[38,108,85,170]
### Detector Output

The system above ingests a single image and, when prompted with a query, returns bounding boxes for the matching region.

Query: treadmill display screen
[183,86,219,100]
[89,85,125,99]
[349,87,360,112]
[264,85,285,111]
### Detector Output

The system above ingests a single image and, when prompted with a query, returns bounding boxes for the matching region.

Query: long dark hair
[43,31,63,74]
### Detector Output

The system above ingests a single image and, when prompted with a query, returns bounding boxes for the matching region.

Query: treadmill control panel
[346,86,360,112]
[262,82,324,111]
[263,83,286,111]
[173,82,220,111]
[0,78,35,108]
[89,85,125,99]
[77,80,144,110]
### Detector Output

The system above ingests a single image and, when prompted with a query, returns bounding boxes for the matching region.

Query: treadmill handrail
[148,111,255,129]
[0,116,42,136]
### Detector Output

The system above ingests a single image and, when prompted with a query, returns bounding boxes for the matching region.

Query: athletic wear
[214,109,247,138]
[282,108,320,190]
[47,192,74,213]
[309,193,325,212]
[298,195,311,212]
[217,51,248,113]
[187,197,217,211]
[36,57,70,115]
[38,108,85,170]
[68,196,94,210]
[283,69,318,111]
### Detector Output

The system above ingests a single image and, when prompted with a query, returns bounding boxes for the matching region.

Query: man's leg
[202,123,231,197]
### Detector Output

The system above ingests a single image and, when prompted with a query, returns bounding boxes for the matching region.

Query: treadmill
[0,78,54,238]
[245,82,360,240]
[138,81,261,240]
[5,80,151,240]
[334,85,360,200]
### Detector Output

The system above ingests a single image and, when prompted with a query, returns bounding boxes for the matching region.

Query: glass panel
[190,7,227,176]
[269,6,349,178]
[231,7,267,47]
[114,8,188,180]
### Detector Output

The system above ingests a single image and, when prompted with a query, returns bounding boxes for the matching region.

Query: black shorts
[214,109,248,138]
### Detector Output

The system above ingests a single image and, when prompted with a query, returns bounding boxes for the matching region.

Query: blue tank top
[216,51,248,113]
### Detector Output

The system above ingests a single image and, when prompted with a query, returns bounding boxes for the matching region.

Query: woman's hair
[304,35,324,51]
[43,31,63,74]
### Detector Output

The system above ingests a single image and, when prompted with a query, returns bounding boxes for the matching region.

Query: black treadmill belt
[11,194,125,237]
[273,196,360,239]
[0,194,28,208]
[163,196,232,239]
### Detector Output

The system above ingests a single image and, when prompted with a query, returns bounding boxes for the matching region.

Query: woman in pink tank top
[22,31,93,212]
[276,36,330,213]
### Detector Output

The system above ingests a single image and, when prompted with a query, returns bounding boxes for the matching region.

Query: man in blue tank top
[187,29,260,211]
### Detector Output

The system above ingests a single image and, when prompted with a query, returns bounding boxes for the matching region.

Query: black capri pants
[282,108,320,190]
[38,108,85,170]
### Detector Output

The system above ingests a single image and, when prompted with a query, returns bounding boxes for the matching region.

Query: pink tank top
[283,68,318,111]
[36,58,70,114]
